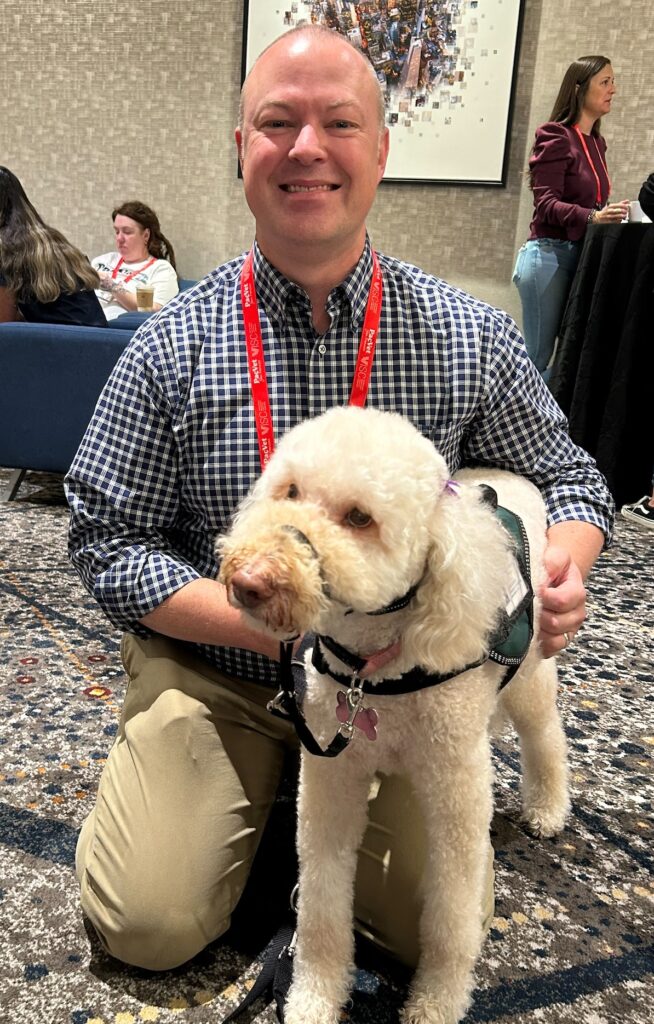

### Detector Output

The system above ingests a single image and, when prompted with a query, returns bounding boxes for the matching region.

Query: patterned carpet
[1,469,652,1024]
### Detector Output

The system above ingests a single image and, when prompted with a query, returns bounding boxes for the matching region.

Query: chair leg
[2,469,26,501]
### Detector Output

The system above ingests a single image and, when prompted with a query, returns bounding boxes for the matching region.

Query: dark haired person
[0,166,105,326]
[513,56,629,377]
[93,201,179,319]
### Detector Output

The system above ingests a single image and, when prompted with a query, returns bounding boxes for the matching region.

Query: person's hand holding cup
[594,200,630,224]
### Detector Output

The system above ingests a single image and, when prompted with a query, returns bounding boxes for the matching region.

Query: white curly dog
[219,406,570,1024]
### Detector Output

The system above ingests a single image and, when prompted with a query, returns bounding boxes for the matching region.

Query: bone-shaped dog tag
[336,689,378,741]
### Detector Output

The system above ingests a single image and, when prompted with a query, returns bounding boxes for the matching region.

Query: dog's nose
[230,569,275,609]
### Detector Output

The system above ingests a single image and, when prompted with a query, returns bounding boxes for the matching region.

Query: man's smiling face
[236,31,389,267]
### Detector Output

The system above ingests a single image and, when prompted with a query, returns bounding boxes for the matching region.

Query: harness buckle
[279,930,298,960]
[267,690,289,716]
[337,682,363,736]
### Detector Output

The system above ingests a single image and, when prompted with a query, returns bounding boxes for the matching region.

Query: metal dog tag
[336,687,378,741]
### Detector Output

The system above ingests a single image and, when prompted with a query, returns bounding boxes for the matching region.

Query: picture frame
[240,0,525,187]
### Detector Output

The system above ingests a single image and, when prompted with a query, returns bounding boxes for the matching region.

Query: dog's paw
[284,983,344,1024]
[521,797,570,837]
[401,992,464,1024]
[521,775,571,837]
[521,809,565,837]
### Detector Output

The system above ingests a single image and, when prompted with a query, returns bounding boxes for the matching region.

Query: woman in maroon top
[513,56,629,377]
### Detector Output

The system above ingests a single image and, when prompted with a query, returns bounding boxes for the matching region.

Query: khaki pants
[76,634,495,971]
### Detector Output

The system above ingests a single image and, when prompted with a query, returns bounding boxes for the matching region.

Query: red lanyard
[573,125,611,207]
[111,255,157,283]
[240,248,383,469]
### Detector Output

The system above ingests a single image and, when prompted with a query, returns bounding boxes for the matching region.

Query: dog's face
[218,407,450,640]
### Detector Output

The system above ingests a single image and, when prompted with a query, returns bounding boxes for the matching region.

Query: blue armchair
[0,279,200,500]
[0,322,131,500]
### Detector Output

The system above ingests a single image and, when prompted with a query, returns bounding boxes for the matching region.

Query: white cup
[628,200,644,223]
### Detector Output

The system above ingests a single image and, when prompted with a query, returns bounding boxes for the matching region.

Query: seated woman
[0,166,106,326]
[93,201,179,320]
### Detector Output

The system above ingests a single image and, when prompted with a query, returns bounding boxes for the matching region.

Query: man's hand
[538,543,587,658]
[539,520,605,659]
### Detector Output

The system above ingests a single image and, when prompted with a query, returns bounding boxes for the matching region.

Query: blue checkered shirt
[66,240,614,687]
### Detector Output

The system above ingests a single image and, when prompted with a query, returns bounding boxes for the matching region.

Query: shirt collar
[249,238,377,328]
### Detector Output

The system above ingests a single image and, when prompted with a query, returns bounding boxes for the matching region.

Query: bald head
[233,23,389,287]
[238,25,386,134]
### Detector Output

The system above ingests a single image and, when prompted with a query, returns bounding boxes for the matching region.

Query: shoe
[620,496,654,530]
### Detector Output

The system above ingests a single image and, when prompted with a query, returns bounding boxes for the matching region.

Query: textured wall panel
[2,0,651,326]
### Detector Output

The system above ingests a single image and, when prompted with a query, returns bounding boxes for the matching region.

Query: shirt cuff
[546,501,614,547]
[94,554,204,632]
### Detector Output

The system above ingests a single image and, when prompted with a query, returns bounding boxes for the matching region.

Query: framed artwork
[240,0,525,186]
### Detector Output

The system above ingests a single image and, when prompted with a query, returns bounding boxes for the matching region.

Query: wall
[3,0,652,329]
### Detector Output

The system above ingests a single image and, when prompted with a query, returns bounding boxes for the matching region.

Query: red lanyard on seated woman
[574,125,611,208]
[240,248,383,469]
[111,255,157,283]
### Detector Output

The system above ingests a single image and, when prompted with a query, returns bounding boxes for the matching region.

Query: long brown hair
[0,166,99,302]
[525,55,611,186]
[548,55,612,137]
[111,200,177,271]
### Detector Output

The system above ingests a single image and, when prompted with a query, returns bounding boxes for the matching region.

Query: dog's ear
[403,484,514,673]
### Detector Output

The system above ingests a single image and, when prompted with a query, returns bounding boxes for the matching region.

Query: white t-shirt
[92,252,179,320]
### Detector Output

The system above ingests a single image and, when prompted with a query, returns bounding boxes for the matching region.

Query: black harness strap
[267,494,534,756]
[312,637,491,695]
[364,578,422,616]
[267,641,352,757]
[269,636,502,757]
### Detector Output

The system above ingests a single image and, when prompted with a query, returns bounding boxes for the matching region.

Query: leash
[220,920,296,1023]
[267,641,355,757]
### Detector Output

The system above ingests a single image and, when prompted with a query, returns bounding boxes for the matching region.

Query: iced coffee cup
[136,285,155,311]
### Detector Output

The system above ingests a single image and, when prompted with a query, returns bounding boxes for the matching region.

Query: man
[66,26,613,973]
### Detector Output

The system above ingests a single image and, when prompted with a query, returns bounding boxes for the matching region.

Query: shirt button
[318,343,327,355]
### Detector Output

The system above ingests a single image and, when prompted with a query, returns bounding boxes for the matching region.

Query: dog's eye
[287,483,299,499]
[345,507,372,529]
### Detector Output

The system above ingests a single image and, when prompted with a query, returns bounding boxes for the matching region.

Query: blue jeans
[512,238,581,376]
